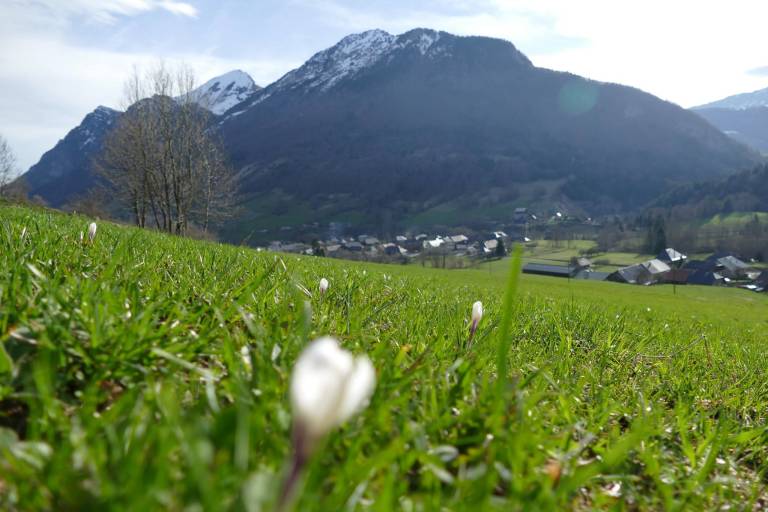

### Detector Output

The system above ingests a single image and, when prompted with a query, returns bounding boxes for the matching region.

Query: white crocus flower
[468,301,483,343]
[471,301,483,330]
[280,336,376,509]
[319,277,329,295]
[290,336,375,442]
[87,222,97,243]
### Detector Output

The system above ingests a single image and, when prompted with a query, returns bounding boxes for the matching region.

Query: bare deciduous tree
[0,134,18,198]
[98,62,238,236]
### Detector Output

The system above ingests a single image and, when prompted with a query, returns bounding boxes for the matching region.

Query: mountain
[20,70,258,207]
[216,28,760,236]
[695,87,768,110]
[189,69,261,116]
[693,107,768,153]
[21,106,120,207]
[692,86,768,153]
[651,164,768,217]
[19,31,762,237]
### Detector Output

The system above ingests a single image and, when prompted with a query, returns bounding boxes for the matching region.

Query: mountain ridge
[693,85,768,153]
[694,86,768,110]
[18,29,764,238]
[19,70,260,205]
[217,28,760,238]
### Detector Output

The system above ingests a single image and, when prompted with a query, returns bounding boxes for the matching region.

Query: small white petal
[336,356,376,424]
[319,278,329,294]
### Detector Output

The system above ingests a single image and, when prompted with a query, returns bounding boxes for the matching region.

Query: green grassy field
[2,203,767,510]
[702,211,768,228]
[479,240,654,273]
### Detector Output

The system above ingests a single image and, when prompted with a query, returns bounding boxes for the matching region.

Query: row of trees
[98,63,237,236]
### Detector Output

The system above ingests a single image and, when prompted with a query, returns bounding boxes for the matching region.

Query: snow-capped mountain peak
[221,27,531,121]
[266,29,450,94]
[190,70,261,115]
[695,86,768,110]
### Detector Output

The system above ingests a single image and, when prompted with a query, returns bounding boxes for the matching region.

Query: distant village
[262,207,768,294]
[264,207,545,263]
[523,249,768,293]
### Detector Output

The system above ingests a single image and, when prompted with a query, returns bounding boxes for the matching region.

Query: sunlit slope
[1,203,766,510]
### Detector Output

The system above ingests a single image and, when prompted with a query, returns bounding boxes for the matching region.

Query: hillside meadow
[1,203,767,510]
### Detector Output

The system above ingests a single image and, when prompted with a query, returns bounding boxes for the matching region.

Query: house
[715,255,751,280]
[687,270,725,286]
[446,234,469,244]
[363,237,380,246]
[415,234,428,241]
[657,248,687,265]
[513,207,529,224]
[574,257,592,269]
[574,269,609,281]
[663,268,692,285]
[395,235,408,243]
[483,239,498,255]
[641,259,672,279]
[607,263,653,285]
[400,239,423,253]
[280,243,309,254]
[523,263,577,278]
[423,237,446,253]
[343,241,363,252]
[755,271,768,292]
[382,243,401,256]
[683,259,712,271]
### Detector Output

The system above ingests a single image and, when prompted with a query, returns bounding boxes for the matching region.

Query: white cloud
[19,0,198,25]
[0,1,291,172]
[159,1,198,18]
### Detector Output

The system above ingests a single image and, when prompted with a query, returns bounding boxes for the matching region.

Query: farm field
[481,240,654,273]
[1,203,767,510]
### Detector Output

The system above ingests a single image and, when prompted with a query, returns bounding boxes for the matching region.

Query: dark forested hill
[216,29,760,233]
[694,107,768,153]
[651,164,768,217]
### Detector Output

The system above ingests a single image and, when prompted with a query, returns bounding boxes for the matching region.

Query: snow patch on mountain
[190,70,260,115]
[269,29,450,93]
[695,86,768,110]
[79,106,120,149]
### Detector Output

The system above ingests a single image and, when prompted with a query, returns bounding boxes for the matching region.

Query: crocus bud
[469,301,483,340]
[472,301,483,325]
[319,278,329,295]
[290,336,375,444]
[88,222,97,243]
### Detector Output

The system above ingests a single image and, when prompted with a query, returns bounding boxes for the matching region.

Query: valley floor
[1,203,767,510]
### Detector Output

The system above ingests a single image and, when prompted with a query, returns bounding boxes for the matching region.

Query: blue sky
[3,0,768,172]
